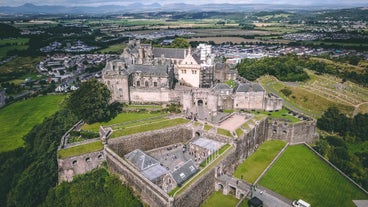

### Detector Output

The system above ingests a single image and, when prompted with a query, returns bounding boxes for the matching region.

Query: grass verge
[111,118,189,138]
[58,141,103,159]
[234,140,286,183]
[201,191,239,207]
[217,128,232,137]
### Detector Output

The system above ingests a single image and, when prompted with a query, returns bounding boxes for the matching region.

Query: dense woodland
[315,107,368,189]
[0,79,133,207]
[41,168,142,207]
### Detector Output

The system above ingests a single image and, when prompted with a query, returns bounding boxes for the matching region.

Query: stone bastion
[57,114,317,207]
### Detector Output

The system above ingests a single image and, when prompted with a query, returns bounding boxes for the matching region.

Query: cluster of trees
[41,168,142,207]
[0,23,20,38]
[0,79,131,206]
[317,107,368,141]
[236,55,310,81]
[315,107,368,189]
[66,79,122,124]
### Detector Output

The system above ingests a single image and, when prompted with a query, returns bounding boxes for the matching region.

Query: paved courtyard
[218,114,249,132]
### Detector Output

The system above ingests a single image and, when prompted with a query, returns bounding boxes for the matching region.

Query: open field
[58,141,103,158]
[0,38,29,59]
[81,112,163,132]
[0,56,42,82]
[201,191,244,207]
[258,75,356,117]
[98,43,126,54]
[234,140,286,183]
[0,95,65,152]
[187,28,278,37]
[259,145,368,207]
[111,118,189,138]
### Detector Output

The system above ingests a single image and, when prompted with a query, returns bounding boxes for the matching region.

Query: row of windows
[137,81,158,87]
[181,70,197,74]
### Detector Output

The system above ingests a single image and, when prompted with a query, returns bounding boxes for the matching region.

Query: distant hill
[1,2,367,15]
[0,23,20,38]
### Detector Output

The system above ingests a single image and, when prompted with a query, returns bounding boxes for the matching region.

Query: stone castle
[102,40,282,119]
[57,40,318,207]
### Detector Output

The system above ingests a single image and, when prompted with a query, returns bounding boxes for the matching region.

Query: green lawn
[201,191,239,207]
[111,118,189,138]
[254,108,300,123]
[82,112,163,132]
[217,128,232,137]
[204,124,213,131]
[0,95,65,152]
[58,141,104,158]
[235,128,244,137]
[234,140,286,183]
[259,145,368,207]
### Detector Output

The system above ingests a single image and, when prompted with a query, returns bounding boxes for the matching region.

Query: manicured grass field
[82,112,163,132]
[111,118,190,138]
[0,95,65,152]
[201,191,239,207]
[259,145,368,207]
[58,141,103,158]
[234,140,286,183]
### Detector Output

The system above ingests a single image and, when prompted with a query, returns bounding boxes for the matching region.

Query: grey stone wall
[267,119,317,144]
[173,167,216,207]
[130,88,171,103]
[106,147,171,207]
[235,118,268,163]
[108,125,192,156]
[58,150,105,182]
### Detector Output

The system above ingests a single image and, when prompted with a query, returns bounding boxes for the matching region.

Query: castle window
[192,70,197,74]
[145,81,149,87]
[85,157,91,162]
[137,81,140,87]
[154,82,158,87]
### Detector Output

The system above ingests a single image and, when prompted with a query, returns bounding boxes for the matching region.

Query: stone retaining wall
[267,119,316,144]
[106,147,172,207]
[58,150,105,182]
[108,125,192,156]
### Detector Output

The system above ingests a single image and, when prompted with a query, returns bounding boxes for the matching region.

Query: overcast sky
[1,0,367,7]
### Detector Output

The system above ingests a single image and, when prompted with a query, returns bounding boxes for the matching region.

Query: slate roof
[142,164,168,181]
[171,160,198,185]
[153,48,186,59]
[212,83,232,91]
[125,149,169,181]
[236,83,265,93]
[124,149,160,171]
[192,137,224,151]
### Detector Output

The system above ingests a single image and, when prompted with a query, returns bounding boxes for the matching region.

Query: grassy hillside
[0,95,65,152]
[259,145,368,207]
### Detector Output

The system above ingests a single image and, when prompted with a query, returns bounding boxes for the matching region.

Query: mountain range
[0,3,367,15]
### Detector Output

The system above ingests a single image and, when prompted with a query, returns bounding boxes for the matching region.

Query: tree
[171,37,190,48]
[66,79,112,124]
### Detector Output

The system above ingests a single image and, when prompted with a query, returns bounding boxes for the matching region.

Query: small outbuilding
[248,196,263,207]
